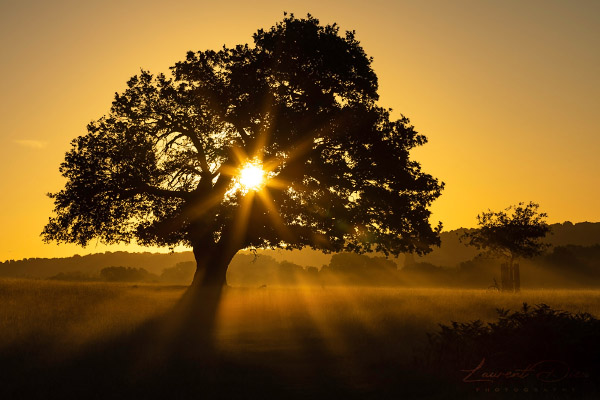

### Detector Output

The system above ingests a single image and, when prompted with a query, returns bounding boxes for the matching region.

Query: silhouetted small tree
[461,202,550,291]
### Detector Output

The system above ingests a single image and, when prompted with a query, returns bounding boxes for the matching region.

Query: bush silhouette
[100,266,157,282]
[160,262,196,284]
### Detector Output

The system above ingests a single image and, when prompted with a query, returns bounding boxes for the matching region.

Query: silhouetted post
[513,263,520,292]
[501,262,520,292]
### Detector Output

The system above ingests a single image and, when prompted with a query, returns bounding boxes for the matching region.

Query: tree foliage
[42,14,443,261]
[460,202,551,261]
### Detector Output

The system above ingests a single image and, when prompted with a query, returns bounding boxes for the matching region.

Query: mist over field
[2,220,599,400]
[1,279,598,399]
[0,222,597,397]
[2,220,599,397]
[2,222,598,289]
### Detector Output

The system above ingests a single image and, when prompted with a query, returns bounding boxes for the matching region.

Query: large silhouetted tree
[43,14,443,289]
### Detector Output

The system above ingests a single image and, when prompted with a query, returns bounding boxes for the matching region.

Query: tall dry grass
[0,279,183,357]
[1,279,599,398]
[2,278,598,363]
[213,287,600,364]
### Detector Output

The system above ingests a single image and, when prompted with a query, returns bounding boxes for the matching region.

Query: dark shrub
[100,266,157,282]
[416,304,599,396]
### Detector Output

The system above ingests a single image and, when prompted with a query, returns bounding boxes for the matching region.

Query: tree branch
[183,129,211,175]
[122,184,191,200]
[165,122,211,176]
[231,121,250,145]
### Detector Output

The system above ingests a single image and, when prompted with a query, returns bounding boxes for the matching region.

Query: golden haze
[0,1,598,260]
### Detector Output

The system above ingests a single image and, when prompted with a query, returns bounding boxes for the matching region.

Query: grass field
[1,279,598,399]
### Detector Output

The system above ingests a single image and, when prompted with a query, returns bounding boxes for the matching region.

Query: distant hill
[543,221,600,247]
[1,221,598,279]
[260,222,600,268]
[415,222,600,267]
[0,251,194,279]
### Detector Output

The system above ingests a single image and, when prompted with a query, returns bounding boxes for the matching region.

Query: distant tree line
[2,222,599,288]
[228,246,600,288]
[49,266,161,283]
[45,245,600,288]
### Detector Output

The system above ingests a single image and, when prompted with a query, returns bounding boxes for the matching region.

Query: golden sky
[1,0,598,261]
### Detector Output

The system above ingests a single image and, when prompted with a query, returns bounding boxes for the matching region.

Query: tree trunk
[191,242,237,288]
[157,241,238,359]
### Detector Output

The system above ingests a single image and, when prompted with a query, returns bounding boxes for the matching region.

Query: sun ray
[256,189,295,244]
[227,191,256,251]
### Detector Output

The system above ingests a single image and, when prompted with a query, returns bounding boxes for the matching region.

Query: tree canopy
[43,14,443,284]
[460,201,551,261]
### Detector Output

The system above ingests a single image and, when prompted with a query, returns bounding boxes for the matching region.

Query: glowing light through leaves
[238,161,265,192]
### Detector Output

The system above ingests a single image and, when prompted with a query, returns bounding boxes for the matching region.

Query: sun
[239,161,265,192]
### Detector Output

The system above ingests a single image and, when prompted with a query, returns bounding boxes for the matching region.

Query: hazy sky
[1,0,598,261]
